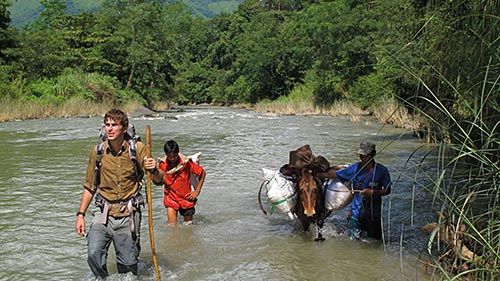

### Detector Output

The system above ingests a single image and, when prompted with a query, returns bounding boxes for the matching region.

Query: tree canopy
[0,0,498,140]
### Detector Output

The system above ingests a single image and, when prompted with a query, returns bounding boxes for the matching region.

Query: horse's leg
[314,219,325,241]
[304,221,310,232]
[299,216,309,232]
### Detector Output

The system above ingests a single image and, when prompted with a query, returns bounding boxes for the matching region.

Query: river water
[0,107,439,280]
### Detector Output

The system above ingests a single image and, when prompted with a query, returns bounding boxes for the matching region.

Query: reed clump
[406,76,500,280]
[1,98,121,122]
[372,97,424,130]
[254,89,415,129]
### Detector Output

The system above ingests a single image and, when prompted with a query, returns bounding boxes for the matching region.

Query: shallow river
[0,107,439,280]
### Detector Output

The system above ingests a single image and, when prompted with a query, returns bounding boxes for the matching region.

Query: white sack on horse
[324,179,353,211]
[262,168,297,219]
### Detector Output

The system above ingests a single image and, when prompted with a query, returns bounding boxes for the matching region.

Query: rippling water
[0,107,437,280]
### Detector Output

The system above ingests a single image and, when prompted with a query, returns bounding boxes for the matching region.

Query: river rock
[129,105,158,117]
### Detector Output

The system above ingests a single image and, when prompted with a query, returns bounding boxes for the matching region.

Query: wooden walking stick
[146,125,161,280]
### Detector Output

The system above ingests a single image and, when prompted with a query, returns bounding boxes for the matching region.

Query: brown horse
[293,168,331,240]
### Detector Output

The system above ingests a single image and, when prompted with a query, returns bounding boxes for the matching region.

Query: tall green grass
[0,68,149,122]
[254,84,368,117]
[0,97,113,122]
[403,65,500,280]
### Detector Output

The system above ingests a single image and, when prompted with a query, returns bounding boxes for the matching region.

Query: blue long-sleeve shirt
[336,162,391,219]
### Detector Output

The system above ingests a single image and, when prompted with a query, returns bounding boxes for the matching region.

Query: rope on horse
[258,180,270,215]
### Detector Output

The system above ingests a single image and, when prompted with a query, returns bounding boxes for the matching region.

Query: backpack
[93,124,144,188]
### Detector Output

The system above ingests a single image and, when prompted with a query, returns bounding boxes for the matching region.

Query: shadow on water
[0,107,437,280]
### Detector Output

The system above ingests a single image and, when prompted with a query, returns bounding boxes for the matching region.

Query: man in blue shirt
[319,141,391,240]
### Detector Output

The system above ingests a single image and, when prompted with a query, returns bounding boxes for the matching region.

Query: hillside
[7,0,242,27]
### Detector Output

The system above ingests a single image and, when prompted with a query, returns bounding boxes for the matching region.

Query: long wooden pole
[146,125,161,280]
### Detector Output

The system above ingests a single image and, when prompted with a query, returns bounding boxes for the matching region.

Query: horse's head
[298,169,320,217]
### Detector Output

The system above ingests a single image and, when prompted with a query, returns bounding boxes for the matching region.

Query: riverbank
[0,98,111,122]
[1,97,422,134]
[253,97,421,130]
[0,98,151,122]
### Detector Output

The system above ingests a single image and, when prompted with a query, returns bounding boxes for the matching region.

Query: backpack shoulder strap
[92,141,106,190]
[95,138,144,183]
[127,138,144,182]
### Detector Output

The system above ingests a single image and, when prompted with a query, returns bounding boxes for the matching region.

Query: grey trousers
[86,210,141,278]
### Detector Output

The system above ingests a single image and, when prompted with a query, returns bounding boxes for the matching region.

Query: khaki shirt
[83,139,146,217]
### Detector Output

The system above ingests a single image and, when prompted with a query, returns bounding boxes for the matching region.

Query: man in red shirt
[158,140,206,226]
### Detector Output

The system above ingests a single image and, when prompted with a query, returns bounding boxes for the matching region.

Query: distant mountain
[7,0,243,28]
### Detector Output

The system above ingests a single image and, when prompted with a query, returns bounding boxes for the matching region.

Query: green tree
[0,0,16,99]
[290,1,358,104]
[212,0,311,103]
[202,12,245,103]
[406,0,500,146]
[37,0,67,30]
[231,10,291,102]
[94,1,203,103]
[65,12,108,72]
[347,0,420,109]
[171,15,214,104]
[0,0,12,57]
[12,0,74,79]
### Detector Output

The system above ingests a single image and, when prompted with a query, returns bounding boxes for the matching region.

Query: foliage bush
[281,84,313,103]
[307,69,343,106]
[225,75,252,104]
[116,88,145,106]
[15,68,143,106]
[23,78,62,104]
[347,72,394,110]
[0,64,16,99]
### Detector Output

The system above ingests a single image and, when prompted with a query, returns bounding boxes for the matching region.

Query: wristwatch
[76,211,86,217]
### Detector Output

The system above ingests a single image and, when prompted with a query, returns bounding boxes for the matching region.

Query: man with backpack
[75,108,163,278]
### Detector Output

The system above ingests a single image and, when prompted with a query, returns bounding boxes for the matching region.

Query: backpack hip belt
[95,192,144,233]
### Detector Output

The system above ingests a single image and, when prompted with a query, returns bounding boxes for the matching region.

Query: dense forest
[1,1,497,125]
[1,0,499,279]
